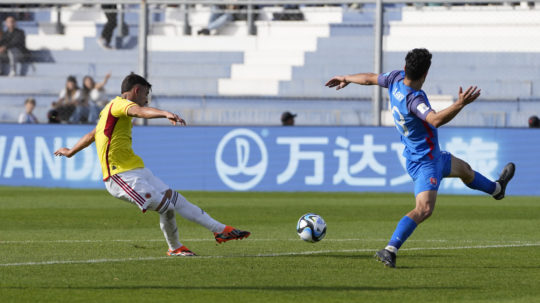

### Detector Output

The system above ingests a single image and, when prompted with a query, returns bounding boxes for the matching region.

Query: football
[296,213,327,242]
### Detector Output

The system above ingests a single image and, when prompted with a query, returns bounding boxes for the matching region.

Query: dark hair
[66,75,78,89]
[281,111,296,122]
[65,75,79,97]
[66,75,77,85]
[121,72,151,93]
[24,97,36,105]
[405,48,432,81]
[47,109,60,123]
[82,75,94,98]
[528,115,540,128]
[83,75,94,89]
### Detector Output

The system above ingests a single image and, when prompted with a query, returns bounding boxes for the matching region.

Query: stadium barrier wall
[0,124,536,196]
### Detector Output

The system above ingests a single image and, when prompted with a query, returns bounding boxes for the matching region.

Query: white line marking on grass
[1,243,539,267]
[0,257,170,266]
[0,239,164,244]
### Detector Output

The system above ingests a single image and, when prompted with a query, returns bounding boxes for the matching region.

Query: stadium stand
[1,3,540,126]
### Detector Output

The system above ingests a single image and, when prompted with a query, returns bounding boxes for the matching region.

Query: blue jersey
[378,70,440,161]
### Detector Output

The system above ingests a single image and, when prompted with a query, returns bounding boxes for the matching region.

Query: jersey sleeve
[377,70,402,88]
[111,98,137,117]
[407,94,434,121]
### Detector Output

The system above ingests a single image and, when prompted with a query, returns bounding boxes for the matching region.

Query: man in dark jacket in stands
[0,16,27,76]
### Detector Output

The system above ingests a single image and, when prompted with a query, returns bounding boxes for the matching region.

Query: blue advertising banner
[0,124,537,195]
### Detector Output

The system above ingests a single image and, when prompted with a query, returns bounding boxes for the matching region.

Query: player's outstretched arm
[54,128,96,158]
[127,105,186,126]
[426,86,481,128]
[325,73,379,90]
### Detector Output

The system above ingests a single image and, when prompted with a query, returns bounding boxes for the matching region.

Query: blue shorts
[406,151,452,196]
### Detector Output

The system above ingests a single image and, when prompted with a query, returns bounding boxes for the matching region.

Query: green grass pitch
[1,187,539,302]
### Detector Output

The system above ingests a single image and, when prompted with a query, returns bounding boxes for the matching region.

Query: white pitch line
[0,257,171,267]
[0,239,164,244]
[1,243,539,267]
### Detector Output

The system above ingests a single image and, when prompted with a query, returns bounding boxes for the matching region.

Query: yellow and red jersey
[95,96,144,180]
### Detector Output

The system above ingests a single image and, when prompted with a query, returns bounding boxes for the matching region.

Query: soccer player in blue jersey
[325,48,515,268]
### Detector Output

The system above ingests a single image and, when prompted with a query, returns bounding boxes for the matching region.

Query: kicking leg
[169,190,251,243]
[170,190,226,233]
[162,189,250,244]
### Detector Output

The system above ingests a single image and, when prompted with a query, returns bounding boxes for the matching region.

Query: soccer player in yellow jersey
[54,73,250,256]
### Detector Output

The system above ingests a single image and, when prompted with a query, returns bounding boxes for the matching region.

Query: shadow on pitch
[2,285,477,292]
[284,253,375,260]
[392,254,540,270]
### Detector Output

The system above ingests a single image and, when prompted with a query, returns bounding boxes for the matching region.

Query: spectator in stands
[18,97,38,124]
[47,108,60,124]
[0,4,36,21]
[197,5,257,35]
[272,5,304,21]
[281,111,296,126]
[82,73,111,123]
[0,16,28,77]
[55,75,82,123]
[528,115,540,128]
[97,4,128,50]
[0,5,7,23]
[197,5,234,35]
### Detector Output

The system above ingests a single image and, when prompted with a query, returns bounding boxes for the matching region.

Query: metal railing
[1,0,538,126]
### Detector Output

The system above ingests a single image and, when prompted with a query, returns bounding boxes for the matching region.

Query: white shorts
[105,167,169,213]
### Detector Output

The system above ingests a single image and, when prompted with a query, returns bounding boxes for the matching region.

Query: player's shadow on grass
[285,254,540,270]
[2,285,478,292]
[399,264,540,270]
[391,254,540,270]
[288,253,374,260]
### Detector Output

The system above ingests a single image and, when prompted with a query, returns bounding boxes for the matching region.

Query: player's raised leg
[214,225,251,244]
[448,155,515,199]
[493,162,516,200]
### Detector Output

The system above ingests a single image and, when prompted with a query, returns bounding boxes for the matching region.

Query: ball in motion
[296,213,327,242]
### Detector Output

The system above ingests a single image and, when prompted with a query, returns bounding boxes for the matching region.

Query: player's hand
[166,112,187,126]
[54,148,73,158]
[457,86,481,106]
[325,76,349,90]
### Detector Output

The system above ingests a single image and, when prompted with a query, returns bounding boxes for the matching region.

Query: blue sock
[387,216,417,250]
[465,171,496,195]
